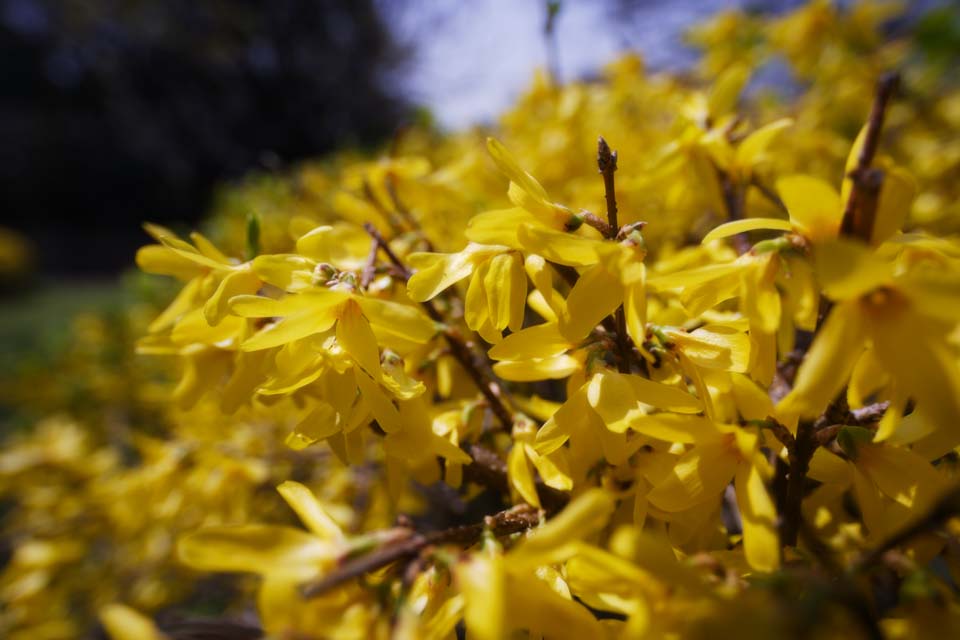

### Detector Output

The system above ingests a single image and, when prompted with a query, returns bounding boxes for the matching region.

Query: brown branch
[363,223,515,430]
[597,137,619,232]
[300,504,539,598]
[813,401,890,446]
[360,237,379,289]
[782,419,817,546]
[598,137,633,374]
[839,72,900,242]
[763,417,796,450]
[581,211,614,237]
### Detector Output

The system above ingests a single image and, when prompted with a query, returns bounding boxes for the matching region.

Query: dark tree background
[0,0,409,275]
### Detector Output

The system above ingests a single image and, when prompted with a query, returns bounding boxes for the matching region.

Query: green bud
[245,211,261,261]
[836,426,875,459]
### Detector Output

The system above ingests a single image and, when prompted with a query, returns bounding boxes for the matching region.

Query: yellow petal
[535,386,590,454]
[295,223,371,270]
[870,166,916,246]
[484,252,526,332]
[170,308,244,348]
[526,444,573,491]
[735,118,793,169]
[777,175,842,242]
[466,208,537,246]
[250,254,314,291]
[99,605,166,640]
[525,253,567,319]
[735,462,780,572]
[625,281,647,348]
[488,323,570,361]
[847,348,889,409]
[242,308,340,352]
[407,244,506,301]
[508,445,541,508]
[517,224,613,267]
[730,373,774,421]
[177,525,334,574]
[856,443,947,511]
[629,413,718,444]
[493,354,580,381]
[559,264,623,341]
[231,290,348,318]
[514,488,614,561]
[357,297,439,344]
[277,481,345,541]
[337,299,382,380]
[646,440,738,512]
[625,374,703,413]
[354,368,401,433]
[587,371,645,434]
[287,401,342,449]
[204,267,260,326]
[136,245,202,280]
[667,324,750,373]
[456,556,505,640]
[868,307,960,458]
[813,238,893,300]
[486,138,550,204]
[779,300,865,419]
[702,218,794,244]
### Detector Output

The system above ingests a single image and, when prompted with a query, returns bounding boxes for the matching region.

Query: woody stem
[598,137,634,374]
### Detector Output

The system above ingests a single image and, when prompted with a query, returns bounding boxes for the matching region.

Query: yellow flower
[646,424,781,573]
[779,238,960,457]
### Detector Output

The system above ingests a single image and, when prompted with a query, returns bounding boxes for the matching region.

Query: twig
[782,419,817,546]
[840,72,900,242]
[300,504,539,598]
[597,138,619,233]
[581,211,614,237]
[762,417,796,450]
[543,1,562,85]
[598,137,633,374]
[813,401,890,446]
[360,237,379,288]
[363,223,515,429]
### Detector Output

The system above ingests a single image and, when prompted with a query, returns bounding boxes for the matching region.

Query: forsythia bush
[4,2,960,638]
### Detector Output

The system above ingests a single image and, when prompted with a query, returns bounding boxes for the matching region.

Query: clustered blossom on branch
[125,47,960,640]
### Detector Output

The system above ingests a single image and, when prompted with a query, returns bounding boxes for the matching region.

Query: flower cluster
[3,2,960,639]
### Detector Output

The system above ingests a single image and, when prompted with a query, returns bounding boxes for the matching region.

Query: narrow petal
[813,237,893,300]
[508,445,541,508]
[493,354,580,382]
[777,175,841,241]
[177,525,333,574]
[646,440,738,512]
[559,264,623,341]
[277,481,345,541]
[337,299,382,380]
[357,297,439,344]
[702,218,793,244]
[779,301,865,420]
[734,463,780,573]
